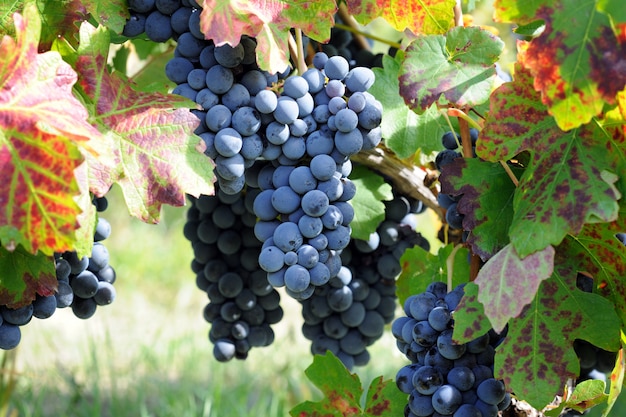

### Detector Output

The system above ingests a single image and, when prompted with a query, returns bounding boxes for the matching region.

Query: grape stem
[454,0,464,27]
[351,145,442,218]
[288,30,308,75]
[337,3,373,51]
[446,244,463,291]
[335,3,402,50]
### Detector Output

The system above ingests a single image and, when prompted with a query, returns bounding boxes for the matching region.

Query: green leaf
[478,64,622,257]
[439,158,520,260]
[602,348,625,417]
[0,245,57,308]
[493,0,546,24]
[495,268,621,409]
[74,22,214,222]
[347,0,455,35]
[349,166,392,241]
[199,0,336,74]
[515,0,626,130]
[512,20,546,37]
[363,376,407,416]
[290,352,405,417]
[558,204,626,328]
[399,26,504,113]
[36,0,89,50]
[474,243,555,333]
[0,6,100,255]
[597,0,626,24]
[451,282,493,344]
[370,53,447,159]
[397,244,469,306]
[81,0,129,35]
[545,379,608,417]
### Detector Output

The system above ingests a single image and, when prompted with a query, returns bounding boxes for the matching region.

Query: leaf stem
[499,160,519,187]
[446,244,462,292]
[458,114,474,159]
[294,29,307,74]
[454,0,464,27]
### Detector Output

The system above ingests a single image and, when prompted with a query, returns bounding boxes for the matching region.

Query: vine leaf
[289,351,405,417]
[347,0,455,35]
[474,243,555,333]
[0,7,101,255]
[602,348,625,417]
[439,158,520,260]
[349,165,392,241]
[399,26,504,113]
[199,0,336,74]
[478,64,622,258]
[74,23,214,223]
[397,244,469,306]
[544,379,608,416]
[451,282,492,344]
[495,268,621,409]
[370,53,446,159]
[497,0,626,130]
[81,0,129,35]
[0,245,57,309]
[558,204,626,327]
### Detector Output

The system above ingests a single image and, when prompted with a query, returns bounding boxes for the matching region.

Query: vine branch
[350,145,442,217]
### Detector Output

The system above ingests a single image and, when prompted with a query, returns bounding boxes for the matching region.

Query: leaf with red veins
[347,0,455,35]
[505,0,626,130]
[0,8,101,255]
[0,245,57,308]
[477,64,622,258]
[74,23,214,223]
[200,0,336,74]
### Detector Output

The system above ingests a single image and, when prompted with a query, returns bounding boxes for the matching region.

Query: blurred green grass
[4,186,408,417]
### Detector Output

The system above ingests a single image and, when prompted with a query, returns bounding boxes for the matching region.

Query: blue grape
[271,186,301,214]
[215,154,245,180]
[272,222,303,252]
[170,7,192,33]
[122,13,146,37]
[206,65,234,94]
[214,127,243,157]
[297,245,319,268]
[283,75,309,99]
[334,108,359,133]
[222,83,251,111]
[302,68,325,93]
[206,104,232,131]
[240,70,268,95]
[412,365,444,395]
[155,0,180,14]
[187,69,208,92]
[334,129,363,156]
[165,57,194,84]
[128,0,155,13]
[0,323,21,350]
[289,166,317,194]
[289,119,309,137]
[301,190,330,217]
[284,265,311,293]
[254,90,278,114]
[325,79,346,98]
[476,378,506,405]
[274,97,299,124]
[231,107,261,136]
[176,32,206,58]
[214,43,245,68]
[324,55,349,80]
[432,385,462,415]
[328,96,347,114]
[145,11,172,42]
[345,67,375,92]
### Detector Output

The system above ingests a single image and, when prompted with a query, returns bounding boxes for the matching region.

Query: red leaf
[0,8,101,255]
[74,24,214,223]
[0,245,57,308]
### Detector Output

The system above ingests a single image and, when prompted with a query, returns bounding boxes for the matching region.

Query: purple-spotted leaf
[497,0,626,130]
[199,0,336,74]
[399,26,504,113]
[0,7,101,255]
[73,23,214,223]
[81,0,129,35]
[451,282,493,345]
[397,244,469,306]
[363,376,406,416]
[347,0,455,35]
[558,204,626,327]
[478,64,622,258]
[439,158,521,260]
[495,265,621,409]
[349,165,392,241]
[474,243,555,333]
[0,245,57,308]
[290,351,404,417]
[370,53,447,159]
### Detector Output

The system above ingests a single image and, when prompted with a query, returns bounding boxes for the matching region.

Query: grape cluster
[298,192,431,369]
[393,282,511,417]
[183,182,284,362]
[122,0,201,41]
[252,53,382,300]
[0,196,117,350]
[436,130,478,232]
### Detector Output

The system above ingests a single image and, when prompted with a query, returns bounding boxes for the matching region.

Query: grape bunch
[183,182,284,362]
[0,196,117,350]
[298,192,431,369]
[436,130,479,232]
[122,0,201,42]
[305,25,385,69]
[393,282,511,417]
[252,53,382,300]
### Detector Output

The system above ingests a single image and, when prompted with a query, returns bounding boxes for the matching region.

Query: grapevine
[1,1,625,417]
